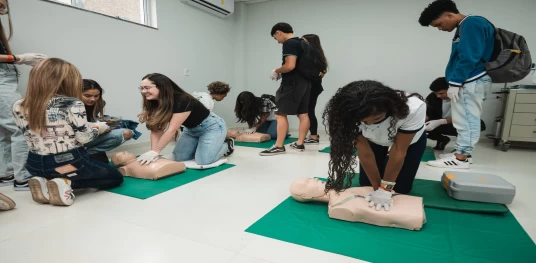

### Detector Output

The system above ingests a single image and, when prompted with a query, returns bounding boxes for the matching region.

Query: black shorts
[274,77,311,115]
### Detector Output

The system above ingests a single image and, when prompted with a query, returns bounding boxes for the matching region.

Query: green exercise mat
[318,146,436,162]
[317,176,508,214]
[107,164,235,199]
[234,138,298,149]
[245,198,536,263]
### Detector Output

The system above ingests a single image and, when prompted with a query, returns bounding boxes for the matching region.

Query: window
[46,0,157,28]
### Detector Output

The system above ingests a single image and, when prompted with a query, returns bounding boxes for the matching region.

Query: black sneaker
[303,136,319,144]
[433,136,451,151]
[14,180,30,191]
[290,142,305,152]
[0,174,15,187]
[259,145,286,156]
[224,138,235,157]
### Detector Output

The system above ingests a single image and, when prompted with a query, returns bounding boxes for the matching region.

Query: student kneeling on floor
[137,73,234,166]
[82,79,133,162]
[12,58,123,206]
[425,77,486,151]
[323,80,427,211]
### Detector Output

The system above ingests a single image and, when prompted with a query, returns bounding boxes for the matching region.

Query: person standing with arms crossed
[260,22,311,156]
[0,0,48,190]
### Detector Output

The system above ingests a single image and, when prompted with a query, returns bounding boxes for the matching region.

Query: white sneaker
[427,156,470,169]
[438,153,473,164]
[28,177,50,204]
[46,178,75,206]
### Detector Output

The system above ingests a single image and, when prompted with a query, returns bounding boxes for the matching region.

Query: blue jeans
[257,120,277,139]
[256,120,290,140]
[85,129,127,154]
[0,64,31,182]
[173,113,227,165]
[25,147,123,190]
[452,75,491,155]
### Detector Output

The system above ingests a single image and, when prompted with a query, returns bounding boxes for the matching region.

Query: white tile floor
[1,137,535,263]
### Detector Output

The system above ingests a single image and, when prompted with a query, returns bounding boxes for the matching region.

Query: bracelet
[6,55,14,63]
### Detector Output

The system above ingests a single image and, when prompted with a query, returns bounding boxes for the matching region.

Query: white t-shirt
[192,91,214,112]
[442,100,452,118]
[261,98,276,121]
[359,96,426,147]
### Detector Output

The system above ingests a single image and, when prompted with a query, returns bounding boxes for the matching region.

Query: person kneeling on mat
[82,79,133,162]
[12,58,124,206]
[323,80,427,211]
[192,81,231,112]
[137,73,234,166]
[234,91,289,140]
[425,77,486,151]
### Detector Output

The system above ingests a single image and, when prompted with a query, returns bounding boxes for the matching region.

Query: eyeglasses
[138,86,155,92]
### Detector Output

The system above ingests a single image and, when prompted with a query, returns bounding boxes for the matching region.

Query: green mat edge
[106,163,236,199]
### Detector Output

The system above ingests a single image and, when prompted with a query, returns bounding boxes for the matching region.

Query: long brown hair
[20,58,83,133]
[302,34,328,70]
[83,79,105,121]
[138,73,195,131]
[0,0,13,55]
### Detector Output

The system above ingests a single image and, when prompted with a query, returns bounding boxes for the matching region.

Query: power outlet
[184,68,190,76]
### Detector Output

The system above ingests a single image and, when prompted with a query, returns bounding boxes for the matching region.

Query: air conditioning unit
[179,0,234,18]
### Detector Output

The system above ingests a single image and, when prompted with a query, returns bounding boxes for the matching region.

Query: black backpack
[460,16,532,83]
[296,40,327,80]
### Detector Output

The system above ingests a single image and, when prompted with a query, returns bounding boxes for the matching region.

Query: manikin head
[418,0,464,32]
[207,81,230,101]
[290,178,329,202]
[270,22,294,44]
[111,151,137,167]
[429,77,449,100]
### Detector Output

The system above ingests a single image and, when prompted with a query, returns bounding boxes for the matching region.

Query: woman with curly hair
[322,80,427,211]
[193,81,231,111]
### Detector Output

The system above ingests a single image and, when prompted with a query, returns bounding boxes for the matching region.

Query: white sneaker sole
[46,180,73,206]
[28,178,49,204]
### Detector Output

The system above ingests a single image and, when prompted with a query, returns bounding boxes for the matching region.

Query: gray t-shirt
[442,100,452,118]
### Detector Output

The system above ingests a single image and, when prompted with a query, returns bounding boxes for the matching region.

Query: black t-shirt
[0,40,7,55]
[281,37,303,83]
[173,94,210,128]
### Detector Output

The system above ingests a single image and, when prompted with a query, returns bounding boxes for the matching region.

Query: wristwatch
[380,180,396,191]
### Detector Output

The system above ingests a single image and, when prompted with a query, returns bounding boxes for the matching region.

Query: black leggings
[308,81,323,135]
[359,132,426,194]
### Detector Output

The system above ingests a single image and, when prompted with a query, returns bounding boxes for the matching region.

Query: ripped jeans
[172,113,227,165]
[452,75,491,155]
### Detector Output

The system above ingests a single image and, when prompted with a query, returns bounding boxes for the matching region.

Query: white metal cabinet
[499,87,536,151]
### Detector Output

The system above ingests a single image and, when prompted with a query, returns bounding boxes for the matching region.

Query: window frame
[42,0,158,29]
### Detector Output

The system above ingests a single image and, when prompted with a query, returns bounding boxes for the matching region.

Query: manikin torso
[111,151,186,180]
[290,178,426,231]
[227,129,270,143]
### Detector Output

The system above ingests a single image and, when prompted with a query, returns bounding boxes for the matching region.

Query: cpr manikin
[111,151,186,180]
[290,178,426,231]
[227,129,270,143]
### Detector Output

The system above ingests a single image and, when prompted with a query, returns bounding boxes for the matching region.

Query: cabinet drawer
[514,104,536,113]
[515,94,536,104]
[512,113,536,125]
[509,125,536,138]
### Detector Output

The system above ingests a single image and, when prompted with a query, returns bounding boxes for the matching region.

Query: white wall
[8,0,246,144]
[244,0,536,134]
